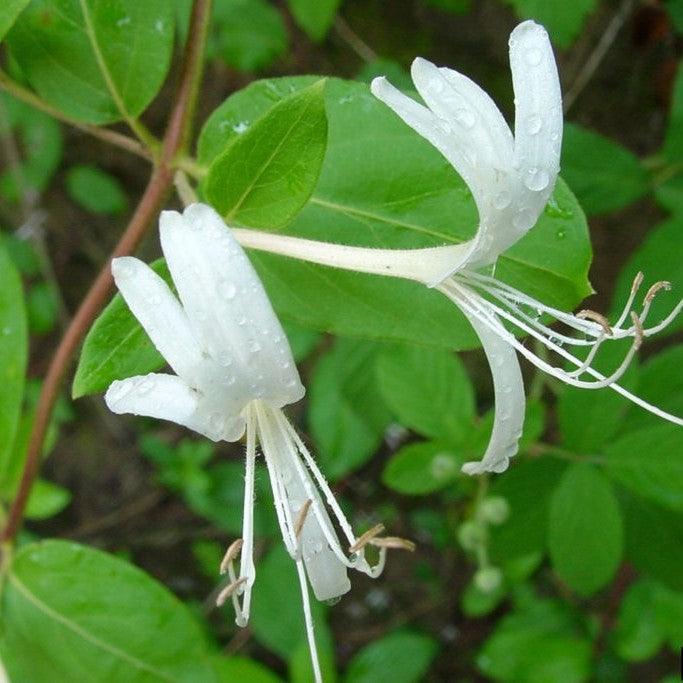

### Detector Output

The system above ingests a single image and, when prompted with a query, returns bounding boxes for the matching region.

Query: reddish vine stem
[1,0,213,545]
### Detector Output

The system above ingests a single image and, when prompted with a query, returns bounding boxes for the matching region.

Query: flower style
[104,203,412,683]
[231,20,682,475]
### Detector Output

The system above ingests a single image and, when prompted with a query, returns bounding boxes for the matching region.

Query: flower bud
[474,566,503,593]
[480,496,510,525]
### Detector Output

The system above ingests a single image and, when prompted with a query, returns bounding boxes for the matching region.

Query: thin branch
[0,0,214,545]
[334,16,377,63]
[0,69,153,162]
[563,0,636,113]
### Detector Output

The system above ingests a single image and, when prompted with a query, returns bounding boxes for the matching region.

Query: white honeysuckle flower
[229,20,682,476]
[104,203,413,683]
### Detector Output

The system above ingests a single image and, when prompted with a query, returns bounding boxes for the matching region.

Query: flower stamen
[349,524,385,553]
[216,577,247,607]
[294,499,313,539]
[219,538,243,575]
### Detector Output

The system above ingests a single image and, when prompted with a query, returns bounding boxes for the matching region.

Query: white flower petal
[111,257,205,384]
[459,309,526,475]
[509,20,562,233]
[105,373,245,442]
[159,204,305,410]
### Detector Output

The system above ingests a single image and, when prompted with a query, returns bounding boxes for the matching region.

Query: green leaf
[211,655,283,683]
[308,339,391,480]
[375,344,474,442]
[489,458,566,562]
[604,425,683,512]
[210,0,287,72]
[0,94,63,203]
[0,0,30,42]
[27,281,59,334]
[614,580,665,662]
[611,218,683,336]
[0,241,27,488]
[72,260,167,398]
[502,0,598,48]
[198,77,592,350]
[287,0,340,41]
[561,123,649,216]
[344,631,438,683]
[382,440,464,495]
[282,320,320,361]
[423,0,471,13]
[548,464,623,596]
[663,62,683,161]
[7,0,175,124]
[0,540,217,682]
[24,478,72,520]
[622,491,683,591]
[66,164,127,215]
[205,80,328,229]
[356,59,413,92]
[666,0,683,34]
[249,545,330,658]
[477,598,592,683]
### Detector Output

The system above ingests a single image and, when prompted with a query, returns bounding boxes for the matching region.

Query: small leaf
[614,580,665,662]
[382,441,464,495]
[7,0,175,124]
[66,164,127,215]
[0,241,27,488]
[344,631,438,683]
[548,464,623,596]
[376,344,474,442]
[0,540,217,682]
[0,0,30,42]
[205,80,328,229]
[663,62,683,162]
[72,260,167,398]
[308,339,391,480]
[604,425,683,512]
[27,281,59,334]
[286,0,341,41]
[562,123,649,216]
[211,655,283,683]
[24,478,72,520]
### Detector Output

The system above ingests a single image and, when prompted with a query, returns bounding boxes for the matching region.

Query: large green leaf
[198,77,592,350]
[561,123,649,216]
[286,0,341,41]
[344,631,438,683]
[376,344,474,442]
[0,540,217,682]
[604,425,683,512]
[0,241,27,488]
[0,0,29,42]
[7,0,175,124]
[205,80,328,229]
[548,463,623,596]
[308,339,391,480]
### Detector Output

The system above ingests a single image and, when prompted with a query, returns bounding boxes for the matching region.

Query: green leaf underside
[548,464,623,596]
[0,0,30,42]
[205,80,328,229]
[200,76,591,348]
[0,540,216,682]
[7,0,174,124]
[0,242,27,487]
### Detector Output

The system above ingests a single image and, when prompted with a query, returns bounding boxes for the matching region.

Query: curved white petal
[111,257,206,384]
[459,305,526,475]
[159,204,305,410]
[105,373,245,442]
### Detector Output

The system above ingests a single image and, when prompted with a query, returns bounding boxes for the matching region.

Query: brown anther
[294,499,313,539]
[644,280,672,305]
[216,577,247,606]
[369,536,417,552]
[577,309,613,335]
[219,538,243,575]
[630,311,644,349]
[631,271,644,295]
[349,523,385,554]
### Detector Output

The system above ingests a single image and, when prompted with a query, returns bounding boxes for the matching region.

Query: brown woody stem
[1,0,213,544]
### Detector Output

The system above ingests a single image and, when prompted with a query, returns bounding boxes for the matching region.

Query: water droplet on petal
[493,190,511,210]
[524,167,550,192]
[249,341,261,354]
[454,108,476,129]
[512,208,536,231]
[216,279,236,300]
[137,377,156,395]
[525,48,542,66]
[525,114,542,135]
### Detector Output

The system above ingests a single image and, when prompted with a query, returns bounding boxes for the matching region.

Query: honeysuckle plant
[231,20,682,474]
[104,203,412,683]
